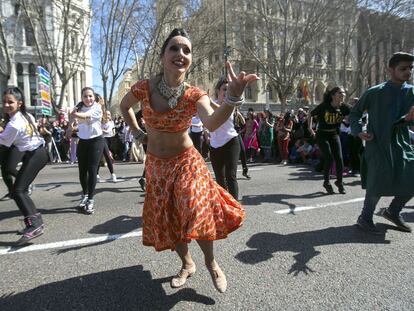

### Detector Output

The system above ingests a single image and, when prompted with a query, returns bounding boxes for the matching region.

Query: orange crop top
[131,80,207,133]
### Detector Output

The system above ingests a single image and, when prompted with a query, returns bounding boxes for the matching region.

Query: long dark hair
[283,111,292,126]
[2,87,38,135]
[2,87,26,123]
[322,86,342,105]
[160,28,191,57]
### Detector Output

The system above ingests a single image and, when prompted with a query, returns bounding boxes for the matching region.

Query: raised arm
[197,62,259,132]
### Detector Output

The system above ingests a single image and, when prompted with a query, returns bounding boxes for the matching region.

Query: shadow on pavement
[0,265,215,310]
[0,206,79,224]
[235,225,391,276]
[242,192,326,212]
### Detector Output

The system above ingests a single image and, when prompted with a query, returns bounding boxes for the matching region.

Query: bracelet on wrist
[225,95,245,107]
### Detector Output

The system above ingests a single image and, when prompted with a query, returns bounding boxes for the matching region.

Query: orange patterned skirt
[143,146,245,251]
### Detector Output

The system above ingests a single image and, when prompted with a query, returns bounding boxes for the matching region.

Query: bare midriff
[146,126,193,158]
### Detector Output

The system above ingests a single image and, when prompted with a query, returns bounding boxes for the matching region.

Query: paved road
[0,161,413,311]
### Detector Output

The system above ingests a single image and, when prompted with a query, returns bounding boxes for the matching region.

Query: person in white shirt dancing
[70,87,104,214]
[190,115,203,154]
[0,87,48,245]
[97,96,117,182]
[209,77,241,200]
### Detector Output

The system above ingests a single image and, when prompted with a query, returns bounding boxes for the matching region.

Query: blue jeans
[360,192,412,221]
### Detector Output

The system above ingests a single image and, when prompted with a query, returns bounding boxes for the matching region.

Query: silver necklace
[157,76,185,109]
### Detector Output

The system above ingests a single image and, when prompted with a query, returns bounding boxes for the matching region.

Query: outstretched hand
[226,61,260,97]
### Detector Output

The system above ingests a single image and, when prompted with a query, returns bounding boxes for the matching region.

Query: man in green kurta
[350,52,414,235]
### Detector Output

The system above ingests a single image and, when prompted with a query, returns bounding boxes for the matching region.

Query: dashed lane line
[0,230,142,255]
[275,197,365,214]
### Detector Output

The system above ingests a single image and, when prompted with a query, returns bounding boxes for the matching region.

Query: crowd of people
[30,112,146,165]
[1,26,413,295]
[195,102,362,175]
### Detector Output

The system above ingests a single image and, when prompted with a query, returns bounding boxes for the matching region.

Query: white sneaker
[85,199,94,214]
[97,175,101,183]
[111,173,117,182]
[79,195,88,208]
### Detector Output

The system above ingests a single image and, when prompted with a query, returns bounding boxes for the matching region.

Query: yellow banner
[40,90,50,101]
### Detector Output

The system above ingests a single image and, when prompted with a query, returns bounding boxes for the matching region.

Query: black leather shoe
[334,181,346,194]
[356,216,382,235]
[242,167,251,179]
[323,182,334,194]
[139,177,146,191]
[382,209,412,232]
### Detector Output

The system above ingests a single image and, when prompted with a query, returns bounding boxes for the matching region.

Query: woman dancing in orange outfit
[120,28,258,293]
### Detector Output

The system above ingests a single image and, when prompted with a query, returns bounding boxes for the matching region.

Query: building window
[245,86,252,99]
[25,22,35,46]
[327,50,333,65]
[16,63,24,92]
[315,51,322,65]
[29,63,37,106]
[305,49,311,63]
[267,84,273,100]
[14,4,20,16]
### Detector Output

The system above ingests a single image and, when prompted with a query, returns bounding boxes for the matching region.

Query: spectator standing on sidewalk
[350,52,414,234]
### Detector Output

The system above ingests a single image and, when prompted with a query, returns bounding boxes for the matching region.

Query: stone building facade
[0,0,92,114]
[116,1,413,113]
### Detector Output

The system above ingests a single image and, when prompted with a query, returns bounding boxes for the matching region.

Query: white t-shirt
[102,120,115,138]
[191,116,203,133]
[77,102,103,139]
[0,111,44,152]
[210,113,238,148]
[340,122,351,134]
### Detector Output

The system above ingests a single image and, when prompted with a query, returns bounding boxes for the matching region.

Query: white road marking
[275,197,365,214]
[0,230,142,255]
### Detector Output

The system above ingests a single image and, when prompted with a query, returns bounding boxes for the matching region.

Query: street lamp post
[224,0,228,76]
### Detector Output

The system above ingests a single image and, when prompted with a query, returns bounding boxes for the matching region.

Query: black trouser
[0,145,24,193]
[316,131,344,184]
[97,138,114,175]
[190,131,203,154]
[348,134,362,173]
[238,134,248,170]
[12,146,48,217]
[77,136,105,199]
[210,136,240,200]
